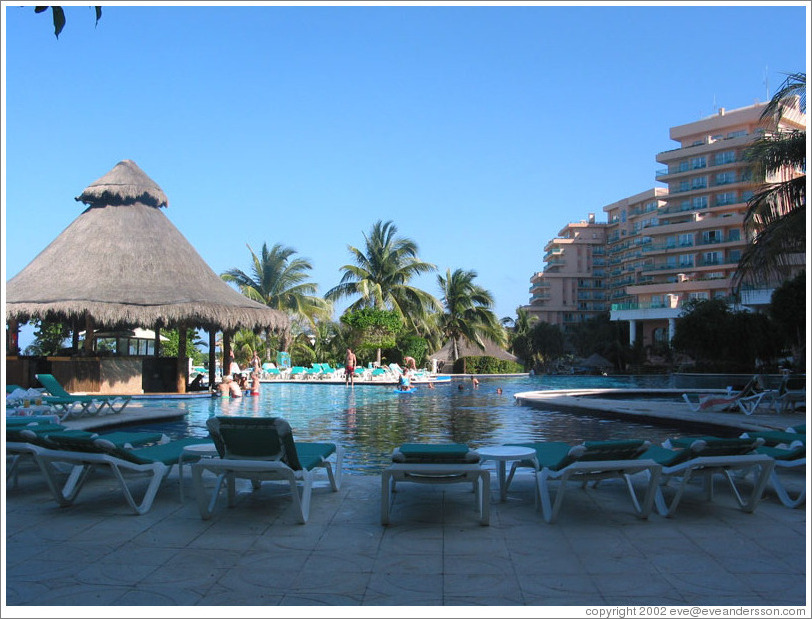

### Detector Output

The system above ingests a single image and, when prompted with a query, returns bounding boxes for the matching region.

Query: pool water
[128,374,688,475]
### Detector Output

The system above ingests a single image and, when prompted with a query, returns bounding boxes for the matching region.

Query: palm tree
[222,243,331,355]
[502,307,536,369]
[734,72,806,290]
[325,220,440,331]
[436,268,505,362]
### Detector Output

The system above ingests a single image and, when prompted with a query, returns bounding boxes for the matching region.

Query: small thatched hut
[430,337,518,373]
[5,160,287,393]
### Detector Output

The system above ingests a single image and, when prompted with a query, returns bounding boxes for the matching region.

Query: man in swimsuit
[403,356,417,371]
[345,348,357,387]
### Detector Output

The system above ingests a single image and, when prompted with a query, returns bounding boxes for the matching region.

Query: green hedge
[452,355,524,374]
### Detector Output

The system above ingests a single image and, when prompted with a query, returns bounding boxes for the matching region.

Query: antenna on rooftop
[712,94,717,113]
[764,65,770,100]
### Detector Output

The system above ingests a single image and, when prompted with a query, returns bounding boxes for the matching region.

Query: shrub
[452,355,524,374]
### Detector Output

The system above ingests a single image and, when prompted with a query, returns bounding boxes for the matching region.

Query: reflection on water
[131,374,688,475]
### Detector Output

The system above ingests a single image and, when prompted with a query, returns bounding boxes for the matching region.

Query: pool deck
[4,389,808,611]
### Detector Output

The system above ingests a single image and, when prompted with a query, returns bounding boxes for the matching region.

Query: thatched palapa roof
[6,160,287,333]
[431,337,518,363]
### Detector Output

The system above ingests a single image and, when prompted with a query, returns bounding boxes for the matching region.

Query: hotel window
[679,254,694,267]
[678,161,690,172]
[715,191,737,206]
[689,292,709,301]
[679,233,693,246]
[666,236,677,248]
[691,156,706,169]
[728,229,741,242]
[679,181,690,192]
[692,196,708,209]
[645,201,657,212]
[715,172,736,185]
[666,256,677,268]
[702,230,722,244]
[650,295,663,308]
[714,151,736,165]
[691,176,707,190]
[728,249,741,262]
[704,251,721,265]
[727,130,747,139]
[741,190,754,202]
[620,210,626,223]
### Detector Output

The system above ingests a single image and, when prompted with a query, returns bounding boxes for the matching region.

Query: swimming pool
[127,374,688,475]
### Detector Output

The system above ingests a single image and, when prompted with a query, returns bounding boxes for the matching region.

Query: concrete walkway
[4,453,807,610]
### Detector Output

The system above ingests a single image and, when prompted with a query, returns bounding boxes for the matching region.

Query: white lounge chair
[643,437,774,517]
[192,416,343,524]
[509,439,661,524]
[381,443,490,526]
[29,433,213,514]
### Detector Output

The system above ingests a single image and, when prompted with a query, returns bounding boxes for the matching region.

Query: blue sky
[3,3,809,348]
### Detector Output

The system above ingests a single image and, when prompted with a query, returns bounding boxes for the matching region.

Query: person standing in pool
[345,348,357,387]
[398,372,412,391]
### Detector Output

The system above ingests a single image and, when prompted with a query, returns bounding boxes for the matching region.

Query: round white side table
[477,445,538,502]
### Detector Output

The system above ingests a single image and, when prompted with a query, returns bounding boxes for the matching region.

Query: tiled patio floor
[4,459,807,612]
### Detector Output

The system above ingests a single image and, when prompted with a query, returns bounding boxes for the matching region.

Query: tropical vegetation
[221,243,330,358]
[325,220,440,333]
[435,268,505,363]
[734,72,806,290]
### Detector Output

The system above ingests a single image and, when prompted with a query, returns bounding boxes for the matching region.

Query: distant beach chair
[772,376,806,413]
[682,375,769,415]
[35,373,131,419]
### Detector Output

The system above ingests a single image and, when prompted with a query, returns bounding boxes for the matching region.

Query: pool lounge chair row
[682,374,806,415]
[32,373,132,421]
[7,418,804,524]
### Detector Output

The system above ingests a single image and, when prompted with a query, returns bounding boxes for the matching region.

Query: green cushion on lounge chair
[745,431,806,447]
[44,433,210,465]
[7,422,70,435]
[640,444,697,467]
[757,444,806,461]
[6,416,59,427]
[642,437,763,468]
[94,431,165,448]
[207,416,304,470]
[294,442,337,471]
[393,443,479,464]
[508,442,572,469]
[126,437,214,465]
[579,439,649,461]
[220,427,283,458]
[789,424,806,434]
[8,427,96,445]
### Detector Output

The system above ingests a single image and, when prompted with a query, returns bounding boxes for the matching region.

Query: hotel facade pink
[526,100,805,355]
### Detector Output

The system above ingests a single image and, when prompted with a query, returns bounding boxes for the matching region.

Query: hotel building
[526,100,806,353]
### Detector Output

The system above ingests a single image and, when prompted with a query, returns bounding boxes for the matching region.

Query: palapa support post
[176,326,188,394]
[223,331,232,376]
[7,318,20,355]
[208,329,217,390]
[83,314,94,354]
